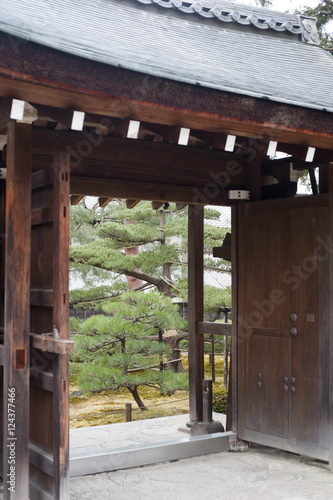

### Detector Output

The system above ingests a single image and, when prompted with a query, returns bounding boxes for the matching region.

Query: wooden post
[125,403,132,422]
[327,163,333,469]
[3,122,32,499]
[52,152,70,499]
[188,205,204,423]
[223,309,229,389]
[228,205,238,433]
[210,335,215,382]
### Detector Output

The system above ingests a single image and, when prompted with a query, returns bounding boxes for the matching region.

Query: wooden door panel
[239,209,290,332]
[29,155,71,499]
[238,198,329,458]
[246,328,289,437]
[289,206,329,445]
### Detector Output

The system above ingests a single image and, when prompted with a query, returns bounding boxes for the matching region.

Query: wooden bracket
[30,332,74,355]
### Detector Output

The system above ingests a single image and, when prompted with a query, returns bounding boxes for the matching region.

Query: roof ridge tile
[136,0,319,43]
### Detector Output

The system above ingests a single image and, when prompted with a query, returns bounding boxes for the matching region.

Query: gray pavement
[70,414,333,500]
[1,414,332,499]
[70,445,333,500]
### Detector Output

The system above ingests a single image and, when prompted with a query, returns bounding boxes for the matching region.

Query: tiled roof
[1,0,333,113]
[137,0,319,42]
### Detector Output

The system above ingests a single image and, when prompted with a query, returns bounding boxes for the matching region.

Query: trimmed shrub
[212,387,228,414]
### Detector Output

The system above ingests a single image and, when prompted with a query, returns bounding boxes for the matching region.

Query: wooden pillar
[3,122,31,499]
[327,163,333,469]
[188,204,204,423]
[229,204,238,433]
[52,152,70,498]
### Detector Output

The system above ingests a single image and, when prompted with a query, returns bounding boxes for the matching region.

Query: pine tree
[70,290,188,410]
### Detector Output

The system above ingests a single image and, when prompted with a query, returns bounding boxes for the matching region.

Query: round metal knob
[290,327,297,336]
[284,385,289,392]
[291,377,296,384]
[290,313,298,323]
[258,372,262,380]
[258,381,262,388]
[284,376,288,383]
[291,386,296,393]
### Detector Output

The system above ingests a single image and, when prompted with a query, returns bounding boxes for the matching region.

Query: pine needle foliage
[71,291,188,409]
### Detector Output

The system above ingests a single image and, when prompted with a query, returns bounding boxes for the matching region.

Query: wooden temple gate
[0,1,333,497]
[0,117,333,498]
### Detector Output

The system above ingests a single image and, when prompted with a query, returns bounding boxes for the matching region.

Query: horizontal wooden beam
[30,333,74,355]
[31,166,54,190]
[30,367,54,392]
[29,443,54,477]
[31,206,53,226]
[71,176,234,206]
[30,289,53,307]
[197,321,232,336]
[1,63,333,150]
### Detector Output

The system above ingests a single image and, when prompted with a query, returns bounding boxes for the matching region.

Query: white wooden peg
[305,147,316,163]
[225,135,236,152]
[127,120,140,139]
[267,141,278,157]
[71,111,85,131]
[10,99,25,121]
[178,128,190,146]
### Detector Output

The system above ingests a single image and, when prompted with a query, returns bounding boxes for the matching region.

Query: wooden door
[238,197,329,460]
[29,153,71,499]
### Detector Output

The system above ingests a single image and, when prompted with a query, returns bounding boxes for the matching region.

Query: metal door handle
[290,327,297,336]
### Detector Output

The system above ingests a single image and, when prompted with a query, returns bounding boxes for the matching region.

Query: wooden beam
[71,176,234,206]
[152,201,164,210]
[32,128,248,174]
[70,195,84,206]
[126,199,140,209]
[4,122,32,499]
[30,333,74,355]
[278,142,333,163]
[1,52,333,149]
[176,203,187,210]
[0,96,12,130]
[197,321,232,336]
[188,205,204,423]
[98,197,113,207]
[213,232,231,261]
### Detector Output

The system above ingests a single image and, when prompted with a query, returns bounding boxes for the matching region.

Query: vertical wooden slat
[52,152,70,498]
[327,163,333,469]
[0,181,6,479]
[229,205,238,433]
[249,154,262,202]
[188,204,204,423]
[3,122,31,499]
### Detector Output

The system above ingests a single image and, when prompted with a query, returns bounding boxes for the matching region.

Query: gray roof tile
[1,0,333,113]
